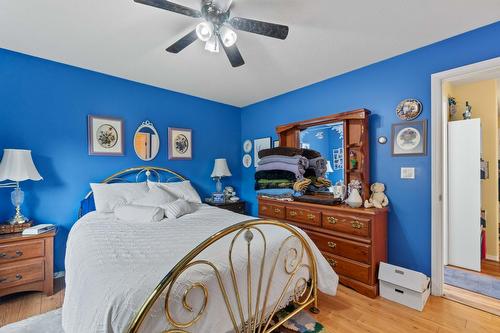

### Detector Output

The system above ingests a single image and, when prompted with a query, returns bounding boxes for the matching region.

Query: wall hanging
[168,127,192,160]
[134,120,160,161]
[391,120,427,156]
[396,99,422,121]
[253,137,272,167]
[87,115,124,156]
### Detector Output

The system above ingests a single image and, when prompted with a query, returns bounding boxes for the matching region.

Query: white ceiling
[1,0,499,107]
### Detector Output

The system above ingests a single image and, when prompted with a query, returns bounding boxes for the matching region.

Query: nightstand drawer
[0,239,45,263]
[0,258,45,288]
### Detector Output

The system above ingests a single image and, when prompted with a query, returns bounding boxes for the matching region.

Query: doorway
[431,57,500,314]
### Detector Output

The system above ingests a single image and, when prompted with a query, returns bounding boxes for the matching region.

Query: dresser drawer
[0,258,45,289]
[322,213,371,238]
[0,239,45,263]
[259,202,286,219]
[307,231,370,264]
[323,252,370,284]
[286,207,321,226]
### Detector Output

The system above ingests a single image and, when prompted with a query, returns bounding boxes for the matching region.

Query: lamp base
[9,206,28,225]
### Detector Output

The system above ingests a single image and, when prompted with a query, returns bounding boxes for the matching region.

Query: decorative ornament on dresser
[345,180,363,208]
[364,183,389,209]
[463,101,472,120]
[134,121,160,161]
[391,120,427,156]
[87,115,124,156]
[396,98,422,121]
[168,127,192,160]
[0,149,43,225]
[448,97,457,118]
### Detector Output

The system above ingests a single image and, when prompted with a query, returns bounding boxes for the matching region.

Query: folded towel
[258,147,321,159]
[255,170,297,181]
[255,179,294,190]
[256,162,305,179]
[258,155,310,169]
[114,205,164,222]
[256,188,295,198]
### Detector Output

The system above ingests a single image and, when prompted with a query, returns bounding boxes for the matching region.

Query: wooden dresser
[0,231,55,297]
[258,197,387,298]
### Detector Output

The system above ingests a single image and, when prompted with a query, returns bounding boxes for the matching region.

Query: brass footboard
[127,219,319,333]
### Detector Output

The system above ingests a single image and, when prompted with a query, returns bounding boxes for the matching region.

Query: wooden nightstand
[205,199,247,214]
[0,230,55,297]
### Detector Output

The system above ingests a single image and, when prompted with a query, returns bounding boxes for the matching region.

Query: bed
[63,167,338,333]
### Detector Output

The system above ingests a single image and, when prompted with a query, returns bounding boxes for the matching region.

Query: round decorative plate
[243,139,252,153]
[396,127,421,151]
[396,99,422,120]
[242,154,252,168]
[96,124,118,148]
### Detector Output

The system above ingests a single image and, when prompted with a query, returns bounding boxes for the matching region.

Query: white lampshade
[211,158,232,178]
[326,160,334,173]
[0,149,43,182]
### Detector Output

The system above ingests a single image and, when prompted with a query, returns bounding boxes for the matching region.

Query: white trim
[485,254,499,262]
[431,56,500,296]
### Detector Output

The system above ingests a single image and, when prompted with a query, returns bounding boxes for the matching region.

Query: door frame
[431,56,500,296]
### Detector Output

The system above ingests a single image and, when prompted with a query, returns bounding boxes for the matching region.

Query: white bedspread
[62,204,338,333]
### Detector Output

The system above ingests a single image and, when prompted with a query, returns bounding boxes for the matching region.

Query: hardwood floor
[482,258,500,278]
[1,279,499,331]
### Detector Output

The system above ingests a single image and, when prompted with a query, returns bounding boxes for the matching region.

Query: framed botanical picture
[168,127,192,160]
[392,120,427,156]
[254,137,272,167]
[87,115,124,156]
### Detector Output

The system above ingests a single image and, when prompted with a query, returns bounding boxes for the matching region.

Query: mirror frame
[134,120,160,161]
[276,109,371,201]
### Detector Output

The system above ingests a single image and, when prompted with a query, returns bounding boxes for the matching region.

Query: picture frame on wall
[254,137,272,167]
[273,140,280,148]
[391,120,427,156]
[168,127,192,160]
[87,115,124,156]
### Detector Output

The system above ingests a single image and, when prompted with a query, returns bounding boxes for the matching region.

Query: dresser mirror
[134,121,160,161]
[276,109,370,200]
[299,122,344,187]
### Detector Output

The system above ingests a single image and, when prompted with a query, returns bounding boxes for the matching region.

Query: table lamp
[211,158,232,193]
[0,149,43,224]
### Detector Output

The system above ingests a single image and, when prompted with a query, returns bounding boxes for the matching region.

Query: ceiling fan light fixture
[205,35,220,53]
[196,21,214,42]
[220,26,237,47]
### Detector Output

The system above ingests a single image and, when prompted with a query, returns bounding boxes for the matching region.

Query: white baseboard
[485,254,499,262]
[54,271,65,279]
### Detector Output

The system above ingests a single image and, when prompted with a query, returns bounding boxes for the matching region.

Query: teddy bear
[364,182,389,209]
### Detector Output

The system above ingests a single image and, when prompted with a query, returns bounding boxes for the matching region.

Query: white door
[448,119,481,271]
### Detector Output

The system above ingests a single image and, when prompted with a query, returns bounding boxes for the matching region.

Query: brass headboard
[79,166,187,218]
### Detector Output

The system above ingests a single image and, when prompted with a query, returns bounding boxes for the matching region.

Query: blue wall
[0,48,241,272]
[240,21,500,275]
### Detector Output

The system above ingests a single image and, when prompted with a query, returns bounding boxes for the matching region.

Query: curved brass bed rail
[127,219,319,333]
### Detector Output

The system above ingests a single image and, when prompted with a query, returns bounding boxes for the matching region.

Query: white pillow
[114,205,164,222]
[162,199,197,219]
[91,182,149,213]
[148,180,202,204]
[132,186,177,207]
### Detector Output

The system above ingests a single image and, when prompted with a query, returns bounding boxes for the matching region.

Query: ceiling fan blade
[166,29,198,53]
[219,37,245,67]
[229,17,289,40]
[134,0,202,18]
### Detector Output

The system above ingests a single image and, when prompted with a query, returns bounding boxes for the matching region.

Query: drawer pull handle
[327,241,337,249]
[0,274,23,284]
[351,221,364,229]
[0,250,23,259]
[307,213,316,220]
[289,211,298,217]
[274,208,281,214]
[327,217,337,224]
[327,259,337,268]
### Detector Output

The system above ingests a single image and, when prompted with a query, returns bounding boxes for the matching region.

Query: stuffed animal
[364,183,389,209]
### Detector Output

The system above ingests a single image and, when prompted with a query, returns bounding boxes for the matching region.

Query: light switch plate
[401,167,415,179]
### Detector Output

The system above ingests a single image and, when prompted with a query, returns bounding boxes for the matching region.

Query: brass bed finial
[127,219,319,333]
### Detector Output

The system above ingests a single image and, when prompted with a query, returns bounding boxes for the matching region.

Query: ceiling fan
[134,0,289,67]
